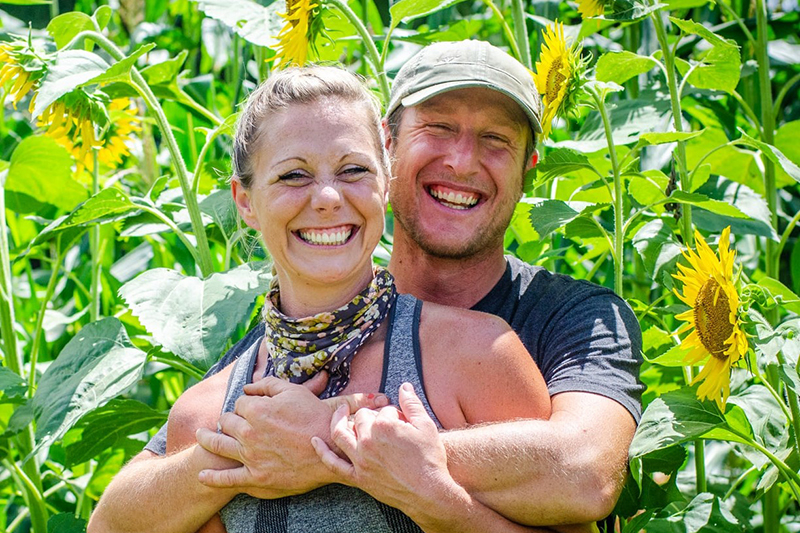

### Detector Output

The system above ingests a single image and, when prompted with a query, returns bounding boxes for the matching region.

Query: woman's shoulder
[166,360,236,453]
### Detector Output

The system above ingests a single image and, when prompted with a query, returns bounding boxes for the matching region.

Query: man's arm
[442,392,635,525]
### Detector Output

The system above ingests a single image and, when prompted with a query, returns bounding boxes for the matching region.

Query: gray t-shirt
[146,257,643,455]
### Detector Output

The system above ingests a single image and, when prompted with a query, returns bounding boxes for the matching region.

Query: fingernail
[402,382,413,392]
[374,394,389,407]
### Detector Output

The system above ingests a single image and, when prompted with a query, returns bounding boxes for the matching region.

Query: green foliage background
[0,0,799,531]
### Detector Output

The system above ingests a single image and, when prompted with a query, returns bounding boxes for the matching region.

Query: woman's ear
[231,176,260,231]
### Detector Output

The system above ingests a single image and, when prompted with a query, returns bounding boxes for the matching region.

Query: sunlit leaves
[193,0,283,48]
[524,199,608,239]
[632,219,682,281]
[119,262,272,370]
[670,18,741,95]
[5,136,86,213]
[596,51,658,85]
[389,0,469,31]
[32,318,147,450]
[32,51,110,117]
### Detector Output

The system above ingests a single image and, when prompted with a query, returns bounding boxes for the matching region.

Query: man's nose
[442,134,480,178]
[310,182,343,213]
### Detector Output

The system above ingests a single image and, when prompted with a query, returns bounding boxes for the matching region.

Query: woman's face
[233,98,388,289]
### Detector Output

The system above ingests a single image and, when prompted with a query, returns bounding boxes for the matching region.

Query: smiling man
[89,40,643,533]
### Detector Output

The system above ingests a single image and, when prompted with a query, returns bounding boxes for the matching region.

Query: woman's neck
[274,266,376,317]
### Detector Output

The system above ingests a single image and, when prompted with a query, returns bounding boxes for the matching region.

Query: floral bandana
[263,267,396,398]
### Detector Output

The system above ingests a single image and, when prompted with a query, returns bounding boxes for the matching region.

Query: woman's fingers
[311,436,356,485]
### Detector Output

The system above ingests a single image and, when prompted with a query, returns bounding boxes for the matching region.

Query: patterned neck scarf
[263,267,396,399]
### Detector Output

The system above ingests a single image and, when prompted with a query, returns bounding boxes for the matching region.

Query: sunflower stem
[64,31,214,277]
[650,9,693,247]
[27,243,65,393]
[590,87,624,296]
[326,0,390,104]
[90,150,101,323]
[510,0,531,68]
[481,0,522,62]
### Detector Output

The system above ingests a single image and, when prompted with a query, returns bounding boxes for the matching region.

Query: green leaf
[645,493,743,533]
[606,0,662,20]
[82,44,155,86]
[756,277,800,315]
[0,368,26,402]
[670,18,741,94]
[24,188,140,254]
[536,148,602,183]
[200,189,239,238]
[734,132,800,184]
[775,121,800,188]
[690,163,712,193]
[63,399,166,466]
[93,5,112,30]
[632,219,684,281]
[523,199,605,239]
[47,12,94,49]
[693,177,777,240]
[119,263,272,370]
[596,51,658,85]
[627,170,669,207]
[193,0,283,48]
[647,343,692,367]
[5,402,34,437]
[5,136,86,213]
[668,191,749,219]
[629,388,726,462]
[32,50,111,117]
[780,364,800,395]
[389,0,469,30]
[642,325,673,355]
[32,318,147,450]
[0,0,51,4]
[48,513,87,533]
[638,130,705,148]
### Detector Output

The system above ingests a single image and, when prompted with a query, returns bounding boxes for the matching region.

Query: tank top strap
[380,293,442,429]
[221,335,261,416]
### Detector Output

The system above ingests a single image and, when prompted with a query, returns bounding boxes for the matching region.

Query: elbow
[569,453,628,522]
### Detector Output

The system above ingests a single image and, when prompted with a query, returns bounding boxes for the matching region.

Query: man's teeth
[429,188,479,210]
[299,228,352,245]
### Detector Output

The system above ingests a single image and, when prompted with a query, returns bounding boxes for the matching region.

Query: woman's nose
[310,182,343,213]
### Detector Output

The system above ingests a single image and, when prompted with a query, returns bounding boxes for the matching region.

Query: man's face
[387,87,533,260]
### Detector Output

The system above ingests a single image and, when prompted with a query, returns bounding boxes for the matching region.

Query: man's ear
[381,119,393,152]
[526,149,539,172]
[231,177,260,231]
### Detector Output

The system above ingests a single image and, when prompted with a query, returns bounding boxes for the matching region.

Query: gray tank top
[219,294,441,533]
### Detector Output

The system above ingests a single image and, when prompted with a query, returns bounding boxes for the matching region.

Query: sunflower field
[1,0,799,531]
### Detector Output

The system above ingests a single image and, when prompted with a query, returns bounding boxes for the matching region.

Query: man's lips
[426,184,481,210]
[295,225,357,246]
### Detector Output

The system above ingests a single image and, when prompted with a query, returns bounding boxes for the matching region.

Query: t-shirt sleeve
[539,291,644,422]
[143,323,266,456]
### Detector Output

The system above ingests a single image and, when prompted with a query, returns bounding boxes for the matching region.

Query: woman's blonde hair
[232,65,388,188]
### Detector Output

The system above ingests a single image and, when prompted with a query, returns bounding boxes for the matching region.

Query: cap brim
[400,80,543,134]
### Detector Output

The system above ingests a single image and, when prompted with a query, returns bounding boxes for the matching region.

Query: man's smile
[427,184,481,211]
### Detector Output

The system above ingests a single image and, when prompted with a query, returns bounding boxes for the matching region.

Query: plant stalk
[591,88,625,296]
[510,0,531,68]
[481,0,522,61]
[27,244,65,392]
[90,150,101,322]
[326,0,390,104]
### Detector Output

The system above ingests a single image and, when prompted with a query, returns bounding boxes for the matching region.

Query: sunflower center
[694,278,734,360]
[545,57,566,103]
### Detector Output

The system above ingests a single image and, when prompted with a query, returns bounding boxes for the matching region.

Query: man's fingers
[198,465,251,488]
[243,376,296,397]
[329,405,359,457]
[323,391,389,415]
[398,382,433,429]
[303,371,329,396]
[196,427,243,461]
[311,436,356,485]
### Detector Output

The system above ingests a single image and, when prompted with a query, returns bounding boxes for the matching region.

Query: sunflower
[673,227,748,410]
[577,0,606,18]
[532,22,587,138]
[273,0,319,68]
[95,97,140,169]
[0,42,40,110]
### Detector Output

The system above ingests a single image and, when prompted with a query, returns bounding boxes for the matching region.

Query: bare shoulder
[166,362,235,454]
[418,302,550,427]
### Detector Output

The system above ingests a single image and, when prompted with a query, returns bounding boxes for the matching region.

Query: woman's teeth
[298,227,353,246]
[428,187,479,210]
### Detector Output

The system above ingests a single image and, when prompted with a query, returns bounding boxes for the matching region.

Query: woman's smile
[295,225,358,246]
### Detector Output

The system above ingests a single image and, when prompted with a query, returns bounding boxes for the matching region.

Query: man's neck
[388,229,507,309]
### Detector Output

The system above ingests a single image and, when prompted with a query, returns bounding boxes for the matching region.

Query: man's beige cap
[386,40,543,135]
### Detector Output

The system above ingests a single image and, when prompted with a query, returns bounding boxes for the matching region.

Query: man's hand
[312,382,453,513]
[196,373,388,499]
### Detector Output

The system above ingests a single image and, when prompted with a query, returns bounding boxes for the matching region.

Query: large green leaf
[735,132,800,184]
[775,121,800,188]
[47,12,94,49]
[627,170,669,208]
[668,191,749,219]
[632,219,682,282]
[32,50,110,117]
[5,136,86,213]
[119,263,272,370]
[32,318,147,449]
[536,148,602,183]
[606,0,662,20]
[693,177,778,240]
[671,18,741,94]
[389,0,468,30]
[62,398,166,466]
[645,493,743,533]
[193,0,283,48]
[200,189,239,238]
[596,51,658,85]
[82,44,155,87]
[757,277,800,315]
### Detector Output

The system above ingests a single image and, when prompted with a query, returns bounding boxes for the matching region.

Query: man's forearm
[88,448,236,533]
[442,394,635,526]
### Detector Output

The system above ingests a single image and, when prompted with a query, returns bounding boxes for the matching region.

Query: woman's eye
[340,166,369,180]
[278,171,309,183]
